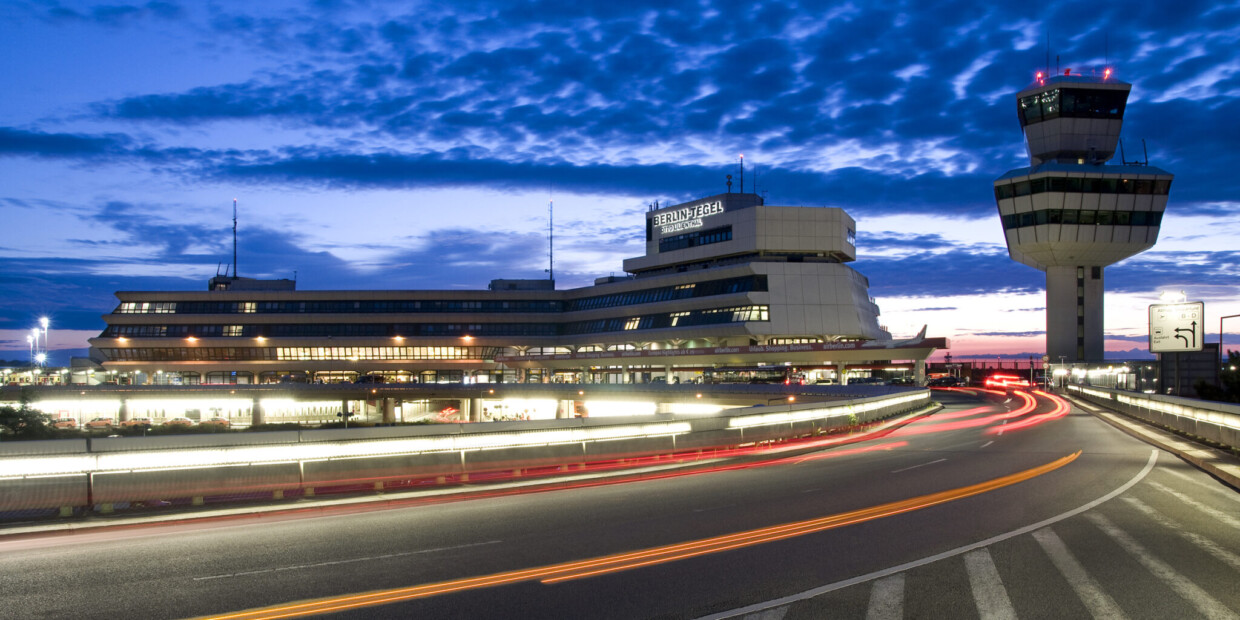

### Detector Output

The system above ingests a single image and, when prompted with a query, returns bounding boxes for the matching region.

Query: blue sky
[2,0,1239,364]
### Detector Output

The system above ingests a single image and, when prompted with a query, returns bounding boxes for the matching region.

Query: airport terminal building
[87,192,945,385]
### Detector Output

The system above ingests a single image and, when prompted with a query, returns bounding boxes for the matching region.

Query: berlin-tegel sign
[1149,301,1205,353]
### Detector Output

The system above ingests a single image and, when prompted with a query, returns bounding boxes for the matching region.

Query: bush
[0,404,55,440]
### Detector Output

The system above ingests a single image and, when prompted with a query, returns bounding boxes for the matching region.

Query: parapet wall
[1068,385,1240,449]
[0,391,930,516]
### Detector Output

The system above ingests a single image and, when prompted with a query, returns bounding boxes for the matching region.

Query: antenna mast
[739,154,744,193]
[232,198,238,278]
[548,199,554,282]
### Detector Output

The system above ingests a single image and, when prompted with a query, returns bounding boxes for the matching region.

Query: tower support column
[1046,265,1105,362]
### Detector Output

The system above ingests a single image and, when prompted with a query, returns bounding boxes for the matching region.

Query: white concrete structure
[87,191,944,384]
[995,72,1173,361]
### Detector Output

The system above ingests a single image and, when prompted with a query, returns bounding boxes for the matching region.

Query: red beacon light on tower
[1103,67,1112,80]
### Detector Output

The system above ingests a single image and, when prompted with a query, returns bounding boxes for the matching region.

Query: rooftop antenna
[726,174,733,193]
[549,198,554,281]
[739,154,745,194]
[232,198,238,278]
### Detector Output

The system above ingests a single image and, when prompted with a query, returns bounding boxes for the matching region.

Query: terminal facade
[87,191,945,385]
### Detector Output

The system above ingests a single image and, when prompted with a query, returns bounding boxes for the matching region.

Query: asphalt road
[1,389,1237,619]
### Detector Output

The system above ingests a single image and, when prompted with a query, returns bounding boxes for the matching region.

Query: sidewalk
[1065,393,1240,491]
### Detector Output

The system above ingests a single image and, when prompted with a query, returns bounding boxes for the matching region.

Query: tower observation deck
[995,71,1173,362]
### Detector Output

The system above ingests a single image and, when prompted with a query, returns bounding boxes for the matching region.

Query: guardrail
[0,390,930,518]
[1067,385,1240,450]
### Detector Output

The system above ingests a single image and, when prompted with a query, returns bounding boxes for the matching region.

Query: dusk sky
[2,0,1238,365]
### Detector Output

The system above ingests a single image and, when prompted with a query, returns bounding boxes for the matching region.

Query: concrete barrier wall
[92,462,302,505]
[1068,385,1240,450]
[0,475,88,512]
[303,452,463,488]
[0,390,930,514]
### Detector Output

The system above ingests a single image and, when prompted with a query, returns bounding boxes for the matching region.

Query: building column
[381,398,395,424]
[252,398,265,426]
[118,400,130,423]
[1046,265,1105,362]
[838,362,848,386]
[914,360,926,386]
[468,398,481,422]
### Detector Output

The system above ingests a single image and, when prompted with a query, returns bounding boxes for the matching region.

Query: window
[659,226,733,253]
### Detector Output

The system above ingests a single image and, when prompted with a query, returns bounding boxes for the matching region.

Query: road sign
[1149,302,1204,353]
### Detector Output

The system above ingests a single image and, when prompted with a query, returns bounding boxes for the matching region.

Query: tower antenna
[739,154,745,194]
[232,198,238,278]
[548,198,554,282]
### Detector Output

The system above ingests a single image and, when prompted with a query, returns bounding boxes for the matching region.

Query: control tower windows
[995,177,1171,201]
[1001,209,1162,230]
[1018,88,1128,127]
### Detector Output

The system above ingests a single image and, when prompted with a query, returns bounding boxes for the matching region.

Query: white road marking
[891,458,947,474]
[1031,527,1127,619]
[963,548,1017,620]
[1161,468,1240,505]
[695,450,1160,620]
[980,441,994,449]
[1123,497,1240,571]
[1085,512,1235,620]
[802,488,822,494]
[1146,481,1240,529]
[865,574,904,620]
[741,607,788,620]
[694,504,737,513]
[193,540,502,581]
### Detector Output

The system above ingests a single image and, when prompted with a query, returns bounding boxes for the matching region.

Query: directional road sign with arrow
[1149,302,1205,353]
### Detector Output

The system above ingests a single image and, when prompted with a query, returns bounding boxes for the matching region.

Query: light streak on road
[197,450,1081,620]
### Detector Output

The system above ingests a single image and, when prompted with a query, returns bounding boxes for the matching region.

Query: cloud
[0,127,131,158]
[44,1,185,25]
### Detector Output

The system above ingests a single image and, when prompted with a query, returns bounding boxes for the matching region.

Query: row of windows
[564,275,765,311]
[561,306,768,335]
[100,305,772,340]
[995,176,1171,200]
[115,299,564,315]
[1000,209,1164,230]
[659,226,733,253]
[112,275,766,317]
[99,346,503,362]
[1018,87,1127,127]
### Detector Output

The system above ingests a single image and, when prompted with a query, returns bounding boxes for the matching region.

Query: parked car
[200,417,231,428]
[927,376,962,387]
[120,417,154,428]
[163,417,195,427]
[85,417,115,429]
[52,418,78,429]
[354,374,386,384]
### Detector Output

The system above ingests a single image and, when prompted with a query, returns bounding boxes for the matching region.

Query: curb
[1065,394,1240,491]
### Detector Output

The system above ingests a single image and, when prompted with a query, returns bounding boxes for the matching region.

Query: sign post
[1150,301,1205,396]
[1149,302,1205,353]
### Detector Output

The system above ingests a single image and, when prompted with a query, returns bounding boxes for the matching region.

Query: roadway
[1,389,1237,619]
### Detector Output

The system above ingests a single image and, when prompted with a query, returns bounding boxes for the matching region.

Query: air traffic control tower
[994,70,1174,362]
